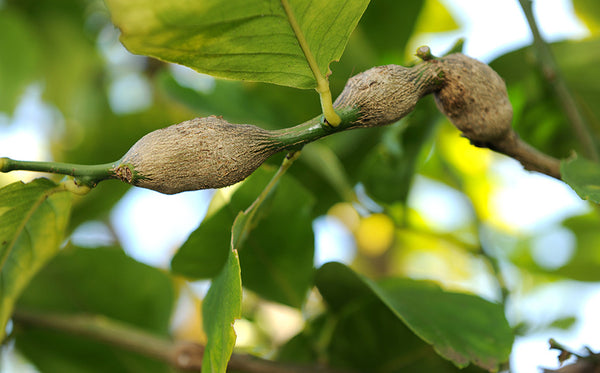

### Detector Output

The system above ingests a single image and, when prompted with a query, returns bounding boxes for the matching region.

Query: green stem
[232,150,303,251]
[272,107,360,149]
[548,338,585,359]
[0,157,118,187]
[280,0,341,126]
[518,0,599,161]
[243,150,302,221]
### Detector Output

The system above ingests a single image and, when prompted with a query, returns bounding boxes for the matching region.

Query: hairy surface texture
[434,53,513,146]
[334,63,443,128]
[119,116,282,194]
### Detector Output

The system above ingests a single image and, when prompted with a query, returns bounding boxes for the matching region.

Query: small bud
[117,116,282,194]
[434,53,513,146]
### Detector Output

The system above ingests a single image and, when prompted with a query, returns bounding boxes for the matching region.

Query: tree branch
[1,51,566,188]
[485,130,561,179]
[518,0,599,161]
[12,309,351,373]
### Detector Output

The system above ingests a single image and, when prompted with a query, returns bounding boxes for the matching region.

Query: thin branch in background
[518,0,599,161]
[11,309,353,373]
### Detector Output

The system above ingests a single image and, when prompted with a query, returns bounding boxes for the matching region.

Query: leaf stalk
[280,0,341,126]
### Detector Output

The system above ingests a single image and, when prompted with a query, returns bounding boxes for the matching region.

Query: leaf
[298,142,356,202]
[171,167,278,279]
[0,179,72,339]
[327,296,486,373]
[360,96,440,204]
[561,154,600,204]
[355,0,424,64]
[315,262,513,371]
[236,170,315,308]
[373,279,513,371]
[105,0,370,89]
[201,249,242,373]
[491,37,600,158]
[156,69,319,130]
[413,0,459,34]
[14,247,175,373]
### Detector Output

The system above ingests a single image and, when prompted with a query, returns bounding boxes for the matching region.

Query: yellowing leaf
[414,0,459,34]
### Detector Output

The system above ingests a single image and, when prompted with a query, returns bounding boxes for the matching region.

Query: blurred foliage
[1,0,600,372]
[15,247,175,373]
[491,37,600,158]
[574,0,600,34]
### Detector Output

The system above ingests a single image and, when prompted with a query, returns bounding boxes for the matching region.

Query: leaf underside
[105,0,370,89]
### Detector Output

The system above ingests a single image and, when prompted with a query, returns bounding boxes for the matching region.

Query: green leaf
[373,279,513,371]
[298,143,356,202]
[0,179,72,339]
[236,170,315,308]
[360,96,440,204]
[105,0,370,89]
[14,247,175,373]
[327,296,486,373]
[561,154,600,203]
[201,249,242,373]
[171,167,278,279]
[491,37,600,158]
[156,69,319,129]
[413,0,459,34]
[355,0,424,64]
[316,262,513,371]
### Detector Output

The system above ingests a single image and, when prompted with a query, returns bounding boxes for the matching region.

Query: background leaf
[359,96,441,205]
[561,154,600,204]
[316,262,513,371]
[0,179,72,339]
[105,0,370,89]
[171,167,278,279]
[14,246,175,373]
[491,37,600,158]
[236,171,315,308]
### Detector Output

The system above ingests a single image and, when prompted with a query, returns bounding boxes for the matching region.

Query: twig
[1,52,566,185]
[12,309,352,373]
[518,0,599,161]
[489,130,561,179]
